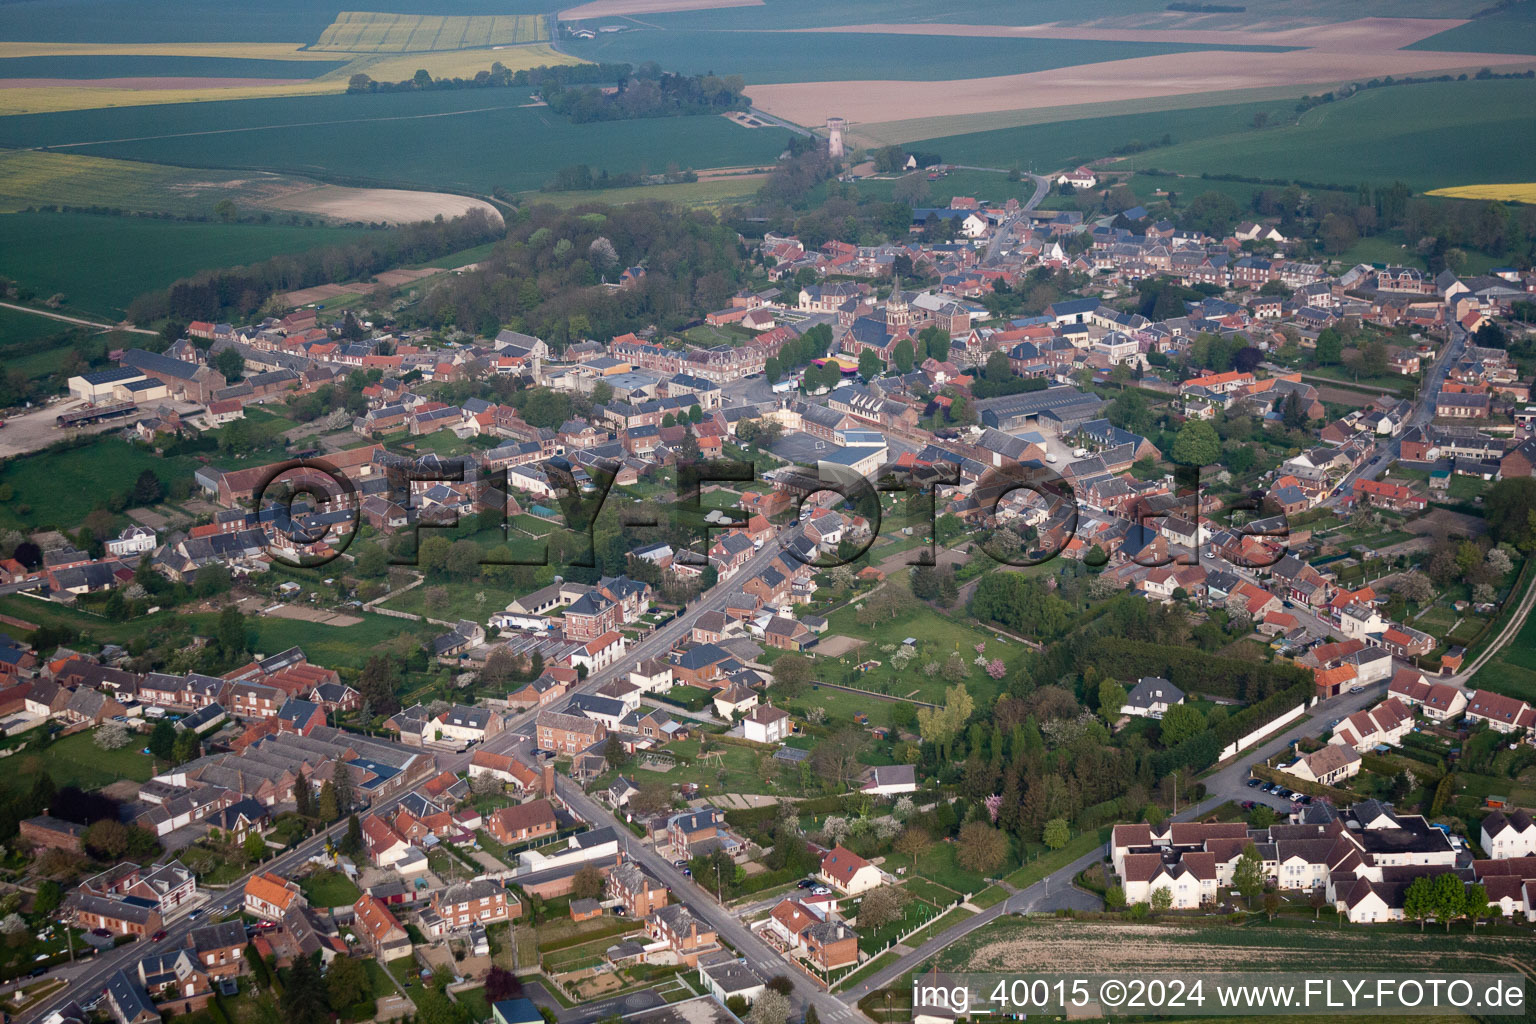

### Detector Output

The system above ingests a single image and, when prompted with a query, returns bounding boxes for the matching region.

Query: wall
[1217,700,1310,762]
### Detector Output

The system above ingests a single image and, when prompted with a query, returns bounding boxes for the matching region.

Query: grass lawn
[834,950,897,993]
[0,438,204,532]
[363,959,402,1001]
[663,738,778,797]
[179,609,434,670]
[854,893,948,955]
[382,581,530,622]
[300,869,362,908]
[2,727,156,797]
[901,875,964,906]
[815,583,1025,707]
[783,684,906,732]
[1002,831,1106,890]
[454,986,490,1023]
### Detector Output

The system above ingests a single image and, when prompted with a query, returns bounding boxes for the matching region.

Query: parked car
[1349,685,1365,694]
[151,930,167,942]
[1246,778,1261,788]
[811,886,831,896]
[1240,800,1256,809]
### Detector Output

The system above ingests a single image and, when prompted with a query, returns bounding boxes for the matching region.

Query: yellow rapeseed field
[313,12,548,53]
[1426,183,1536,204]
[356,44,581,82]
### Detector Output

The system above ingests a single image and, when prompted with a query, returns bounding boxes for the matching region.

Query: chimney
[542,760,556,798]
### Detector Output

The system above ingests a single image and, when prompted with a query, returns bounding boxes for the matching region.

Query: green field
[0,55,346,78]
[313,12,546,52]
[3,728,156,798]
[0,149,357,220]
[0,306,140,382]
[0,439,204,532]
[527,174,770,210]
[1406,5,1536,54]
[564,30,1294,85]
[0,90,794,195]
[1115,78,1536,191]
[0,212,373,319]
[909,97,1284,179]
[831,168,1042,206]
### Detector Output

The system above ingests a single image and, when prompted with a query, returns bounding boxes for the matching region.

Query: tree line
[127,210,503,323]
[540,65,748,123]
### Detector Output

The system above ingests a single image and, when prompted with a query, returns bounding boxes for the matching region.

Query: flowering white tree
[822,816,852,845]
[95,720,130,750]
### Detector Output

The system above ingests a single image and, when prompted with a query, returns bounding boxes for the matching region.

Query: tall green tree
[148,719,177,762]
[216,604,247,659]
[317,781,340,822]
[1171,419,1220,467]
[281,955,330,1024]
[1233,843,1265,908]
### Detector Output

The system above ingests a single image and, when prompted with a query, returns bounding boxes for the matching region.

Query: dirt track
[747,46,1536,127]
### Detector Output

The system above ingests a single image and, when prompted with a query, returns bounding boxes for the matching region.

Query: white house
[629,657,674,694]
[1119,851,1216,909]
[1482,809,1536,860]
[742,705,792,744]
[861,764,917,797]
[819,846,883,896]
[570,632,626,674]
[1463,690,1535,734]
[1330,697,1413,753]
[1284,744,1362,787]
[1056,166,1097,189]
[958,212,989,239]
[106,525,157,558]
[1120,677,1184,719]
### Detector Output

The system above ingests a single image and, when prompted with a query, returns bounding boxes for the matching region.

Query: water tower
[826,117,846,160]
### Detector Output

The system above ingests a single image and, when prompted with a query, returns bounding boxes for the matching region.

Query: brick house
[646,904,718,965]
[20,814,86,852]
[607,861,669,917]
[667,807,726,857]
[353,894,413,961]
[536,709,606,754]
[428,879,518,932]
[487,799,558,846]
[187,921,248,979]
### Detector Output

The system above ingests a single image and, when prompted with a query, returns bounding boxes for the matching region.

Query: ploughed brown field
[748,33,1535,129]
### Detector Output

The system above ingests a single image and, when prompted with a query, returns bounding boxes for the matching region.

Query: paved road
[554,775,865,1024]
[982,174,1049,263]
[1317,328,1465,512]
[21,815,352,1023]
